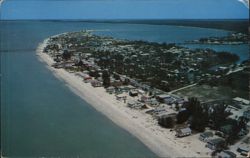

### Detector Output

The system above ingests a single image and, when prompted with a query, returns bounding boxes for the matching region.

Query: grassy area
[173,84,243,102]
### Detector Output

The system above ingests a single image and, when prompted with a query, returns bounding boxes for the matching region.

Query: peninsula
[37,30,250,157]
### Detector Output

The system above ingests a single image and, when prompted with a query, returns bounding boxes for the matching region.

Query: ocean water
[1,21,249,157]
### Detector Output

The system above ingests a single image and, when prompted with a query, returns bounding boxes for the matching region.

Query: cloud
[0,0,4,6]
[238,0,249,8]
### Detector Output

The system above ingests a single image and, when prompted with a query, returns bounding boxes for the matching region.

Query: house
[147,98,159,106]
[83,75,92,81]
[233,97,250,105]
[158,113,177,128]
[199,131,213,142]
[206,138,226,150]
[175,127,192,137]
[237,144,250,156]
[213,150,236,158]
[157,113,177,121]
[116,94,127,101]
[156,94,171,103]
[137,89,145,95]
[164,97,176,105]
[243,110,250,120]
[140,95,150,103]
[127,100,144,109]
[154,107,167,115]
[63,62,75,69]
[110,79,123,87]
[91,80,102,87]
[106,86,115,93]
[129,90,138,97]
[219,124,233,136]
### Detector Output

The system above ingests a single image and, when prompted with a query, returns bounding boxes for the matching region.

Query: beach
[37,38,212,157]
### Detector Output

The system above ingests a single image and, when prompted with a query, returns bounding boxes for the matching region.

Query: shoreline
[36,38,210,157]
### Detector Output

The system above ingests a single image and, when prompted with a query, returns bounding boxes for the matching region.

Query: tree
[181,98,209,132]
[158,116,174,128]
[75,60,83,67]
[62,50,72,60]
[238,116,247,131]
[113,73,120,80]
[210,103,231,129]
[177,109,190,124]
[102,70,110,88]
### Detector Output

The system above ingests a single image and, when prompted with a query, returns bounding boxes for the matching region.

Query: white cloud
[238,0,249,8]
[0,0,4,6]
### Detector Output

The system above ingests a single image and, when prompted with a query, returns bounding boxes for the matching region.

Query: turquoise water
[1,21,249,157]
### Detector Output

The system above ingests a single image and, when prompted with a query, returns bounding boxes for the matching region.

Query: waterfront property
[199,131,214,142]
[175,127,192,137]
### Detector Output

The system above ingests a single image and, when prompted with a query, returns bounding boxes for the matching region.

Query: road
[169,83,198,94]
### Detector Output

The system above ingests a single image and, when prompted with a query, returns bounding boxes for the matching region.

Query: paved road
[169,83,198,94]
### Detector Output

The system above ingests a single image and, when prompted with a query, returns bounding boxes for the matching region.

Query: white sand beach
[36,39,212,157]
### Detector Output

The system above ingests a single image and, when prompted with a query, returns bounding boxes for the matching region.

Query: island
[187,32,249,45]
[37,30,250,158]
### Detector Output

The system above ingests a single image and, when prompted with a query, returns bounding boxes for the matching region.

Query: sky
[0,0,249,20]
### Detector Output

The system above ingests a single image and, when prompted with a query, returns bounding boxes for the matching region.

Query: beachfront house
[106,86,116,94]
[175,127,192,137]
[52,62,64,69]
[206,138,226,150]
[213,150,236,158]
[91,80,102,87]
[127,100,144,109]
[199,131,213,142]
[116,94,127,102]
[157,113,177,126]
[83,75,92,83]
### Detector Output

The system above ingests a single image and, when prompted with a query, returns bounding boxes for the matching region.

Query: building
[129,90,138,97]
[237,144,250,156]
[157,113,177,122]
[140,95,150,103]
[219,124,233,136]
[106,86,115,93]
[83,75,92,81]
[243,110,250,120]
[233,97,250,105]
[91,80,102,87]
[213,150,236,158]
[147,98,159,106]
[127,100,144,109]
[156,94,171,103]
[110,79,123,87]
[116,94,127,101]
[206,138,226,150]
[175,127,191,137]
[153,107,167,115]
[199,131,213,142]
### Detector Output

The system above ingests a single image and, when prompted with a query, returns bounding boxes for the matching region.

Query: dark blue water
[1,21,248,157]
